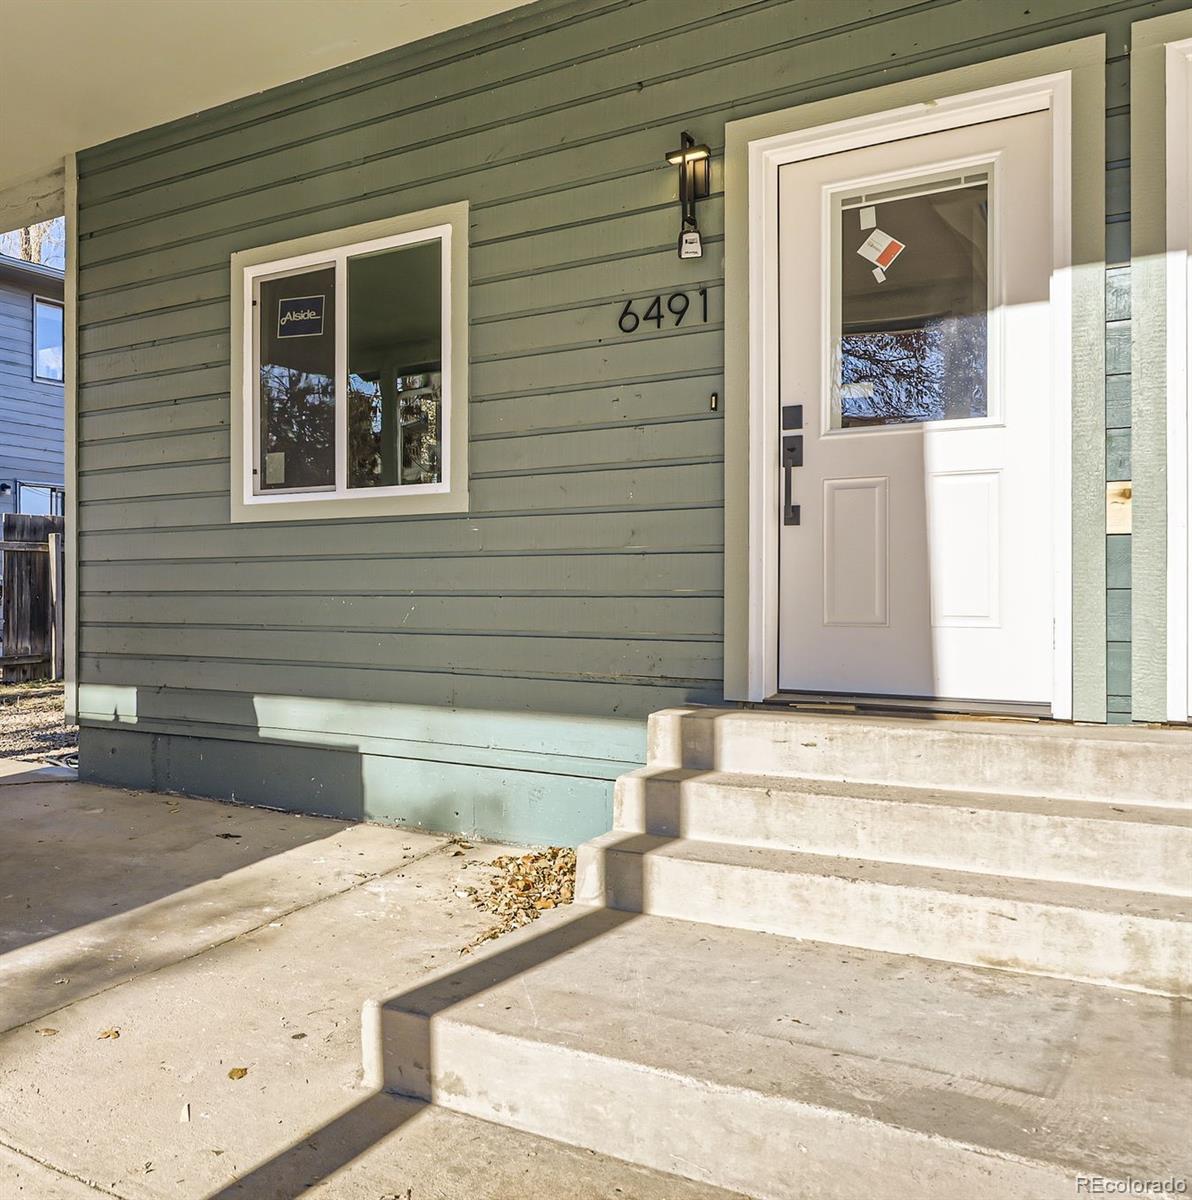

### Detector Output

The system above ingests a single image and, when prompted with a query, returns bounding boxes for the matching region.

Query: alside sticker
[856,229,905,272]
[277,295,325,338]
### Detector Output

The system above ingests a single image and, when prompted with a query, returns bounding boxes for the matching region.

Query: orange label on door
[857,229,906,271]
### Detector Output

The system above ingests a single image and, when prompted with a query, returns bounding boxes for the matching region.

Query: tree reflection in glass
[347,241,443,489]
[835,176,989,428]
[258,265,336,489]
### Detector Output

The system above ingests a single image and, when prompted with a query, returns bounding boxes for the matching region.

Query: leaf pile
[462,846,576,950]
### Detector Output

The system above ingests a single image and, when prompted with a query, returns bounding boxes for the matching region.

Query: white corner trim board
[1166,37,1192,722]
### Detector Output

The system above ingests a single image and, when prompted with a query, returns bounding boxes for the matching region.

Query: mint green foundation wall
[74,0,1189,838]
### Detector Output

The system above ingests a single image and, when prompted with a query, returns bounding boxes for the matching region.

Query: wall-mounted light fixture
[665,131,711,259]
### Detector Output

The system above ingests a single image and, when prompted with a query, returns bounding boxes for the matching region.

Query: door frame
[723,39,1108,718]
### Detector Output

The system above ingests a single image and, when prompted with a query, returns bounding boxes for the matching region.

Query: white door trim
[1166,37,1192,722]
[734,73,1074,715]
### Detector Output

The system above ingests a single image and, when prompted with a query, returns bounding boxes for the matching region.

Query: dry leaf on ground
[98,1028,120,1039]
[227,1066,249,1080]
[35,1027,58,1037]
[460,846,576,951]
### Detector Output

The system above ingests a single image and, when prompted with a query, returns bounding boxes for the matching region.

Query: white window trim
[32,293,64,384]
[229,202,469,523]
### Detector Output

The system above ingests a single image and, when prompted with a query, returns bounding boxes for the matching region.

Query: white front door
[776,111,1054,705]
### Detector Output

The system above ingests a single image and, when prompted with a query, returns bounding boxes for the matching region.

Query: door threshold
[766,691,1052,722]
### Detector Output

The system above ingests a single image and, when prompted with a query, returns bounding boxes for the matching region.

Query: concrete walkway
[0,766,741,1199]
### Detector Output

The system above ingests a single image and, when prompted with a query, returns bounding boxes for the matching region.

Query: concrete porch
[0,763,737,1199]
[369,707,1192,1199]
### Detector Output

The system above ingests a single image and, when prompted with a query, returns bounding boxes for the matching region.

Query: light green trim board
[77,687,646,846]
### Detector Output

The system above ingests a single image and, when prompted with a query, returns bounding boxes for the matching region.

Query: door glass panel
[347,240,443,489]
[257,265,336,491]
[832,173,989,429]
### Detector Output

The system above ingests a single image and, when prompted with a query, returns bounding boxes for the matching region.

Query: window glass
[34,298,63,382]
[347,241,443,489]
[833,175,988,429]
[17,483,65,516]
[257,266,336,490]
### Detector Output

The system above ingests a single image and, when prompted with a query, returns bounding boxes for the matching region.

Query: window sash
[33,296,64,383]
[243,223,453,507]
[16,481,65,516]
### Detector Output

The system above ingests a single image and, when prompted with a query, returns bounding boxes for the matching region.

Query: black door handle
[781,404,803,527]
[782,435,802,526]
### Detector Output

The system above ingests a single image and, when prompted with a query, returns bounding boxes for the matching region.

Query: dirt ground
[0,682,78,762]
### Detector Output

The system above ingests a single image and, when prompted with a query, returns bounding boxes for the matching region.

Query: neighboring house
[0,252,65,526]
[54,0,1192,844]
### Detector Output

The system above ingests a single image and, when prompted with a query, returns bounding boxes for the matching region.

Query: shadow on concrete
[0,754,359,958]
[0,691,367,1027]
[205,1092,423,1198]
[202,768,691,1199]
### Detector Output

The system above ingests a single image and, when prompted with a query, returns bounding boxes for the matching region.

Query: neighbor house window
[17,481,65,516]
[230,203,468,522]
[33,297,64,383]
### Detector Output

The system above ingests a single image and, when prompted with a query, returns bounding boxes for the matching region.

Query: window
[230,203,468,522]
[33,297,64,383]
[17,481,65,516]
[830,169,992,430]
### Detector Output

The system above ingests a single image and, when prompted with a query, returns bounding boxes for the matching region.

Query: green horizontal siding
[74,0,1189,834]
[1106,258,1132,723]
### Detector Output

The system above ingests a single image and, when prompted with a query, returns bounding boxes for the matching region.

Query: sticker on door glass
[856,229,905,281]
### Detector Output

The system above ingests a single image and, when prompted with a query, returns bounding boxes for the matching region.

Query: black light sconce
[665,131,711,259]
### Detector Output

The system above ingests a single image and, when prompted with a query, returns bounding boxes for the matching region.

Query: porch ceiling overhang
[0,0,534,230]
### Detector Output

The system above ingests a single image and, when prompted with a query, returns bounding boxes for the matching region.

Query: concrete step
[615,767,1192,895]
[366,910,1192,1200]
[576,834,1192,995]
[648,707,1192,806]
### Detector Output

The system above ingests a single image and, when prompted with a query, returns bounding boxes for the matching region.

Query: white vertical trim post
[1166,38,1192,721]
[63,151,79,723]
[334,249,348,495]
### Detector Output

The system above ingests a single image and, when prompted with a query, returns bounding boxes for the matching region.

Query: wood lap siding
[73,0,1181,727]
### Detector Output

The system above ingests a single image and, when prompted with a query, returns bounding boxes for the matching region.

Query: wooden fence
[0,514,65,683]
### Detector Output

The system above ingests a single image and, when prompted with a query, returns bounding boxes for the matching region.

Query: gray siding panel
[73,0,1185,833]
[0,278,65,491]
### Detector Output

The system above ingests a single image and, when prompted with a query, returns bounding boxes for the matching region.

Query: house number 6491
[618,289,708,333]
